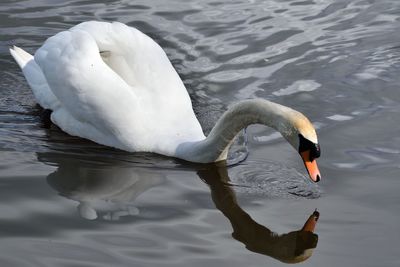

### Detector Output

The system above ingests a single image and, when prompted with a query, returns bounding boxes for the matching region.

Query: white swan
[10,21,321,182]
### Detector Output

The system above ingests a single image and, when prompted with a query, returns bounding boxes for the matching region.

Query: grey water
[1,0,400,266]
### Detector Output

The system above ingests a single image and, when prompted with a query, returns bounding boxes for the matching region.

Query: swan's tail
[9,45,33,69]
[9,46,58,110]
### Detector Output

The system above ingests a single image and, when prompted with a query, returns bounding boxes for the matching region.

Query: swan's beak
[300,151,321,182]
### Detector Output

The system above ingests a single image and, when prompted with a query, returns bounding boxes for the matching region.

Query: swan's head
[283,112,321,182]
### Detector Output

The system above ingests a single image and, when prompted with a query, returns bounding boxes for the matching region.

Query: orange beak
[300,150,321,182]
[301,210,320,232]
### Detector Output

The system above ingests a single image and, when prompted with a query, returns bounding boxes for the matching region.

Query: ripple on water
[229,160,322,199]
[272,80,321,96]
[1,239,119,267]
[87,233,163,249]
[327,114,353,121]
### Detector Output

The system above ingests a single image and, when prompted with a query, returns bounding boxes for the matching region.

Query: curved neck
[175,99,299,163]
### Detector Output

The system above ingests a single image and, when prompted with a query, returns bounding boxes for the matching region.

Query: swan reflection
[39,153,166,220]
[39,153,319,263]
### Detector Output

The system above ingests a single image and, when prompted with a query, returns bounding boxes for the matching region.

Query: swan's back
[22,21,205,154]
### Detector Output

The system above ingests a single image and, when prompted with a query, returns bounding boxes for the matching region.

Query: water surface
[1,0,400,266]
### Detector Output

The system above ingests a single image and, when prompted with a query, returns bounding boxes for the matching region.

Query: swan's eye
[298,134,321,162]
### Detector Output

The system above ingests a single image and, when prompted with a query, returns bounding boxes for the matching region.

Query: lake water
[1,0,400,266]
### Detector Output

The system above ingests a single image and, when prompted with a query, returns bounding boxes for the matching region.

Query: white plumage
[11,21,204,156]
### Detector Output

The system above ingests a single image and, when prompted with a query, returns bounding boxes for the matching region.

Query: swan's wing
[70,22,202,132]
[71,21,191,103]
[34,21,204,153]
[34,27,139,138]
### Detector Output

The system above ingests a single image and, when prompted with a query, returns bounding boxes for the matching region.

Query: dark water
[1,0,400,266]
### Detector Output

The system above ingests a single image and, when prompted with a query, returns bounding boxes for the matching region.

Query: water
[1,0,400,266]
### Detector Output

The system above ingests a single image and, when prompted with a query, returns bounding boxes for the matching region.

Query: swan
[9,21,321,182]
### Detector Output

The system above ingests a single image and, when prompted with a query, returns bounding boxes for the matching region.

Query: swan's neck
[175,99,299,163]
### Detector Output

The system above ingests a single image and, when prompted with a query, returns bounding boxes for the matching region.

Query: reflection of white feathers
[45,156,166,220]
[78,202,98,220]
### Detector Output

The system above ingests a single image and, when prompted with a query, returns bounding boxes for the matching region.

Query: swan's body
[10,21,321,181]
[10,21,204,156]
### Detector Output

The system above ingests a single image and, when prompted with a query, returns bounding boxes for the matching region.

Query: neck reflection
[197,162,319,263]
